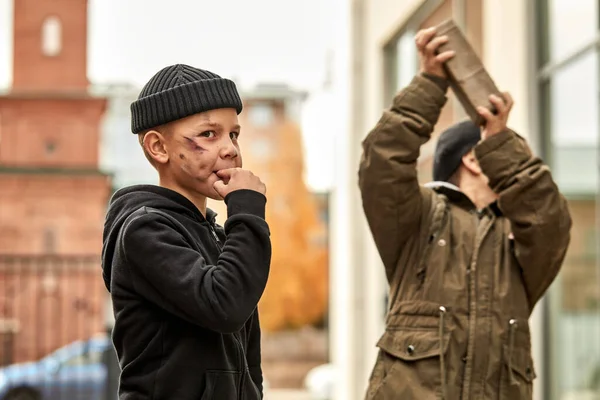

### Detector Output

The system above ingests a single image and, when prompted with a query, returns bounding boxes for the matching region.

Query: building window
[247,103,274,127]
[535,0,600,398]
[387,29,418,99]
[41,16,62,57]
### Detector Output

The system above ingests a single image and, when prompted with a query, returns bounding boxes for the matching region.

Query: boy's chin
[200,175,225,201]
[206,191,224,201]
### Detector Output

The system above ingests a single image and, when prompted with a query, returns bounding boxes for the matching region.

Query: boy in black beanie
[101,64,271,399]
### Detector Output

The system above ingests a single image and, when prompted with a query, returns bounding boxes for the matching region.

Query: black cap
[432,120,481,182]
[130,64,243,134]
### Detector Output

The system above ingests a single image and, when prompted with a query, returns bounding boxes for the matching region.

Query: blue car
[0,335,114,400]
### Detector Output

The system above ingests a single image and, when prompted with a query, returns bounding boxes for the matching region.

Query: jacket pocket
[367,326,451,400]
[499,319,536,399]
[201,370,241,400]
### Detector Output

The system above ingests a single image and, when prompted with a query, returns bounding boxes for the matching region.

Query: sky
[0,0,337,191]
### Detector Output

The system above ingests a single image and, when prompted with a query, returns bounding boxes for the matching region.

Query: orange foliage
[209,116,329,332]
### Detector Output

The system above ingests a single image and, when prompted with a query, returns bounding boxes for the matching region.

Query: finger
[414,30,426,48]
[215,168,235,179]
[414,31,423,47]
[435,51,455,63]
[502,92,514,112]
[213,180,227,196]
[421,27,437,44]
[477,106,495,122]
[415,27,436,49]
[489,94,506,115]
[425,35,448,54]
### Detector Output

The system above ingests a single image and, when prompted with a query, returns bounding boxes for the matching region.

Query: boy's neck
[159,177,208,217]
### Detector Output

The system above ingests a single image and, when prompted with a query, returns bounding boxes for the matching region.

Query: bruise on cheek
[184,136,207,152]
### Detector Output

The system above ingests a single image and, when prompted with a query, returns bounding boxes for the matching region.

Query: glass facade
[536,0,600,398]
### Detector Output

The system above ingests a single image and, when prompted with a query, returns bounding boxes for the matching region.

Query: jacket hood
[424,181,477,211]
[101,184,217,292]
[425,181,504,216]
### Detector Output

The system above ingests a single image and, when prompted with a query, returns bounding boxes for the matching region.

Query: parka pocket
[368,324,452,399]
[378,327,451,361]
[499,319,536,399]
[500,344,536,399]
[201,370,241,400]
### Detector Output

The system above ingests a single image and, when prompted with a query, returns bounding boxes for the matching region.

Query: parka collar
[424,181,503,217]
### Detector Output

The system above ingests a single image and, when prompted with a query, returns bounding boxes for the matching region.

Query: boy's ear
[143,130,169,165]
[461,149,482,176]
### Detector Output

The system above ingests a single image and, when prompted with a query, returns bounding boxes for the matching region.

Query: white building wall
[328,0,363,398]
[330,1,544,399]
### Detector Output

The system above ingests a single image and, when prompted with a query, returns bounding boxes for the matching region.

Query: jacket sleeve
[246,311,263,396]
[358,74,448,280]
[121,190,272,334]
[475,130,572,308]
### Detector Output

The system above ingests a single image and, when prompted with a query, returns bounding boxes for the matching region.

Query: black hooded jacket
[101,185,271,399]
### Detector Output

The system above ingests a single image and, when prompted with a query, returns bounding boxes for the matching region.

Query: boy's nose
[220,140,239,159]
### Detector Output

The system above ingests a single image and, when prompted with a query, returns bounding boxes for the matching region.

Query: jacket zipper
[209,225,223,251]
[208,222,247,399]
[461,212,480,399]
[461,211,493,399]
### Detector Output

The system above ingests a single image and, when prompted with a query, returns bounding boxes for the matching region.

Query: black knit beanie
[130,64,243,134]
[432,120,482,182]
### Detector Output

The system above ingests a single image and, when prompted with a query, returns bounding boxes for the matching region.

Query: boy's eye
[200,131,216,138]
[230,132,240,140]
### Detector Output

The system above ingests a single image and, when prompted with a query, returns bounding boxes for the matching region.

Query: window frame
[534,0,600,200]
[531,1,600,398]
[382,0,445,104]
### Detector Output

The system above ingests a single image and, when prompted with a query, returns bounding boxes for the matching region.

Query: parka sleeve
[475,130,572,308]
[358,74,448,281]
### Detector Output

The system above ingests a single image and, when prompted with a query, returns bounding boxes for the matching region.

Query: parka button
[438,239,446,246]
[462,356,467,363]
[407,345,415,355]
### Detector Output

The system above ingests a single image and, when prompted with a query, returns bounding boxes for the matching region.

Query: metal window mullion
[596,36,600,376]
[538,33,600,80]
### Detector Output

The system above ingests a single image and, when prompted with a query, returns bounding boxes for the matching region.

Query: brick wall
[12,0,89,92]
[0,0,112,367]
[0,174,110,255]
[0,97,107,168]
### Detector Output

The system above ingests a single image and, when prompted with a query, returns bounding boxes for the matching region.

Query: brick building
[0,0,110,363]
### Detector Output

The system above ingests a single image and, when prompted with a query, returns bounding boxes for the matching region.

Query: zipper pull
[210,228,220,243]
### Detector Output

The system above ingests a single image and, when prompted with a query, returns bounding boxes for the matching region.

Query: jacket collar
[424,181,503,217]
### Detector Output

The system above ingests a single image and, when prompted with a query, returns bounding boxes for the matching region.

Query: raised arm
[475,95,572,309]
[121,189,271,333]
[358,27,453,280]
